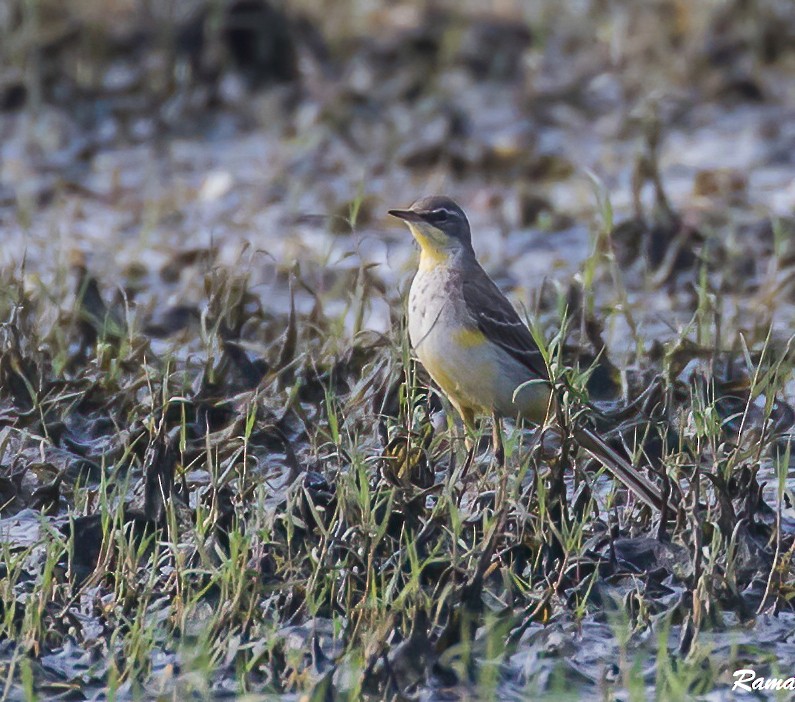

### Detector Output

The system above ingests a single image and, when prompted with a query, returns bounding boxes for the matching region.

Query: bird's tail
[572,423,674,515]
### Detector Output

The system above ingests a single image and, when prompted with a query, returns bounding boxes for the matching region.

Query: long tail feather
[572,424,674,514]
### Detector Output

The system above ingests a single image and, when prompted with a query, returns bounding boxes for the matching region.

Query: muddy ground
[1,1,795,700]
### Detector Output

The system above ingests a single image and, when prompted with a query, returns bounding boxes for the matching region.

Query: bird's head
[389,196,472,261]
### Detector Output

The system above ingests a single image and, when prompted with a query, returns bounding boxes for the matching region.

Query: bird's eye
[430,209,449,222]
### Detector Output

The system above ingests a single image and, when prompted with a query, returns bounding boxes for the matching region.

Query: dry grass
[2,0,795,699]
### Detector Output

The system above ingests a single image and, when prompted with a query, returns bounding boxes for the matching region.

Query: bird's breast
[408,269,496,412]
[408,268,550,422]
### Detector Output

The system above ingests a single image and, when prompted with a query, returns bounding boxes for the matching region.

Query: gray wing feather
[461,271,548,381]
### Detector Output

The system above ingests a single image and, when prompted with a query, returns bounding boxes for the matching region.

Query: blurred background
[2,0,795,347]
[2,5,795,696]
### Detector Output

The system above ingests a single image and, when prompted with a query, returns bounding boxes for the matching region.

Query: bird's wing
[461,267,673,515]
[461,270,548,381]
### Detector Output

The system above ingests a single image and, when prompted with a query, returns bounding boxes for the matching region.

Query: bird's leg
[457,406,477,482]
[492,412,509,510]
[459,440,475,482]
[491,412,505,468]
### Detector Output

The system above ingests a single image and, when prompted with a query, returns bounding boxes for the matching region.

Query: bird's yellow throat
[408,223,450,271]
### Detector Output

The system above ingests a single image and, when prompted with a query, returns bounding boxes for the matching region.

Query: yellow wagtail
[389,195,670,512]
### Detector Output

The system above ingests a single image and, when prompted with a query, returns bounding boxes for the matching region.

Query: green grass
[4,228,792,699]
[2,1,795,698]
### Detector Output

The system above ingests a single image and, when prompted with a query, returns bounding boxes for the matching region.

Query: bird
[388,195,671,513]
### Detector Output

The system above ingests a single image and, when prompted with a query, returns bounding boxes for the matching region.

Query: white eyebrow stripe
[430,208,457,218]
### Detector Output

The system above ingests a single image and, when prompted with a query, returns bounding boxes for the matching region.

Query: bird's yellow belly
[417,329,498,414]
[408,268,550,423]
[413,318,549,420]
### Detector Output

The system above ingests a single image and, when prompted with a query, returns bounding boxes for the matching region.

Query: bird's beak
[388,208,425,223]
